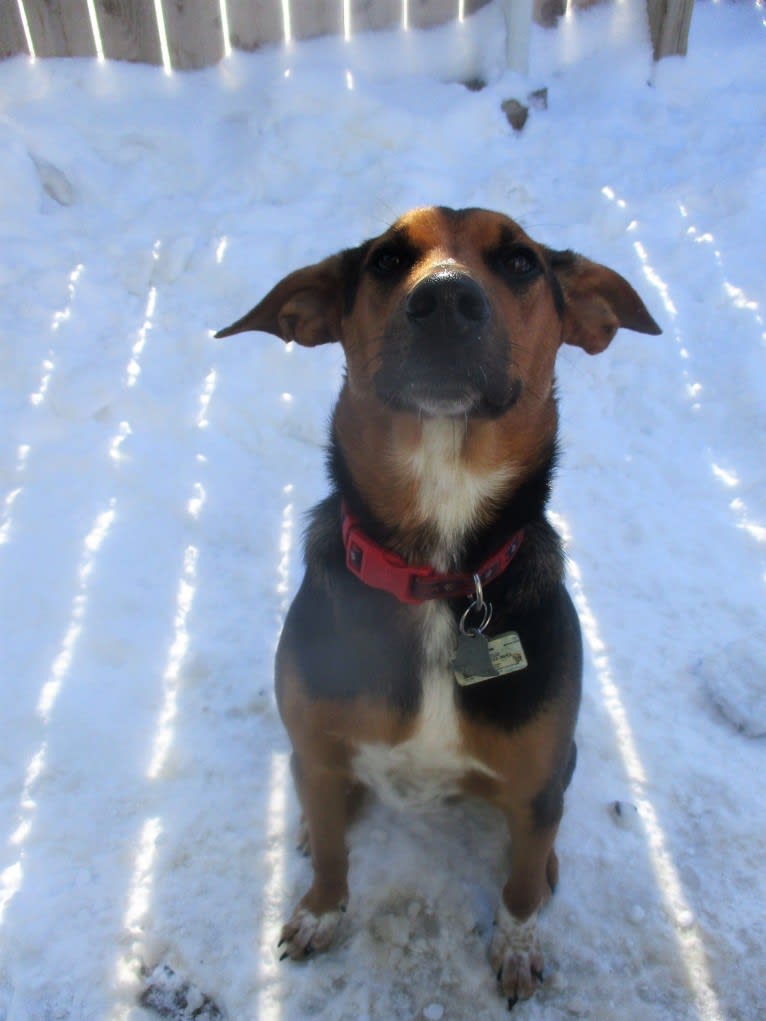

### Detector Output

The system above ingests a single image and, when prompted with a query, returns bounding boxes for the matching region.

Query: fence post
[502,0,533,75]
[647,0,694,60]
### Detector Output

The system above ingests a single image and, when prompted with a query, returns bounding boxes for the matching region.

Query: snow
[1,1,765,1019]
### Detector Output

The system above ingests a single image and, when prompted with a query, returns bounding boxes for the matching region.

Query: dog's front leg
[490,807,560,1007]
[279,760,355,960]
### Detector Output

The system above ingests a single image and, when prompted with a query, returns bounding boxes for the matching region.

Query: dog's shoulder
[281,494,423,713]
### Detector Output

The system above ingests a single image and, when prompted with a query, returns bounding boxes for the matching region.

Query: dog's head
[217,206,660,423]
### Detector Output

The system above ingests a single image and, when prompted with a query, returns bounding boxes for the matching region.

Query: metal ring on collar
[459,598,493,636]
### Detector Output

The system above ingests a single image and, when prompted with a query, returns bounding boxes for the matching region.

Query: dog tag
[454,631,528,687]
[454,631,498,679]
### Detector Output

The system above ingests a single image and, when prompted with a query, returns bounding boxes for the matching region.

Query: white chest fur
[352,601,497,810]
[396,418,514,570]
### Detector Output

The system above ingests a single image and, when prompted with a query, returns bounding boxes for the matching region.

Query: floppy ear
[215,251,348,346]
[551,251,661,355]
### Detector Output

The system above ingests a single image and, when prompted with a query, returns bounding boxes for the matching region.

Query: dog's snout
[406,273,490,332]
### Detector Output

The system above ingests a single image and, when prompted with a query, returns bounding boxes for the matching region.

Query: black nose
[406,273,490,332]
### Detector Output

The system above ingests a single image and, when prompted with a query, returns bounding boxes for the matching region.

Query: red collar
[341,503,524,605]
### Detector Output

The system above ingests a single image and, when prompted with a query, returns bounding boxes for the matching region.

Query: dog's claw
[507,996,518,1012]
[532,967,544,983]
[279,951,289,962]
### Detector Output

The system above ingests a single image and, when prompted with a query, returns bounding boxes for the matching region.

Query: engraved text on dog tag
[454,631,528,687]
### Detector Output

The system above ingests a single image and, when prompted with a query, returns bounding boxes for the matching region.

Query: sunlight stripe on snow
[633,240,678,321]
[123,817,163,934]
[255,751,290,1020]
[0,447,27,547]
[126,286,158,388]
[276,485,294,610]
[126,243,161,388]
[111,816,163,1008]
[109,421,132,464]
[50,263,85,334]
[2,260,84,542]
[28,263,85,408]
[197,369,217,429]
[674,201,766,553]
[0,487,22,547]
[147,544,198,779]
[552,512,726,1021]
[112,364,217,1011]
[1,497,116,925]
[38,500,118,722]
[0,445,30,546]
[600,189,699,406]
[146,358,217,775]
[729,497,766,545]
[679,204,762,319]
[28,354,55,408]
[0,746,46,924]
[629,192,766,561]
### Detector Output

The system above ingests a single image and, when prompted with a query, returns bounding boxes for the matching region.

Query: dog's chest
[352,602,496,809]
[396,419,515,569]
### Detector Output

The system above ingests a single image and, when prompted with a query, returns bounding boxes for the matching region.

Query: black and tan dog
[217,207,659,1006]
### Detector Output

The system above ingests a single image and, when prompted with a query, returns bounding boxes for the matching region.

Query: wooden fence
[0,0,694,71]
[0,1,491,69]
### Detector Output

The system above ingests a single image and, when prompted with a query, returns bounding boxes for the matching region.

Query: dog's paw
[278,901,346,960]
[489,904,544,1008]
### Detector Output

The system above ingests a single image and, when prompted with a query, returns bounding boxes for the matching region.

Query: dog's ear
[550,251,661,355]
[216,249,355,346]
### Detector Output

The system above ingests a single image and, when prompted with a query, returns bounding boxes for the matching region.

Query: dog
[216,206,660,1006]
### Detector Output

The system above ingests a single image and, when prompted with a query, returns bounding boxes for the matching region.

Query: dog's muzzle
[374,272,516,418]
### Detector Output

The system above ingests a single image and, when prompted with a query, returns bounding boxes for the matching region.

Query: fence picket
[95,1,162,65]
[0,2,28,58]
[227,0,285,51]
[163,0,226,69]
[290,0,344,41]
[21,0,95,58]
[410,0,484,29]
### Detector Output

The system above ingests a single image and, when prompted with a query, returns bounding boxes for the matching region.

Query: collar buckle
[343,518,435,604]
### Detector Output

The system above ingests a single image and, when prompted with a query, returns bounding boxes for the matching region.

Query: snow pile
[0,2,765,1019]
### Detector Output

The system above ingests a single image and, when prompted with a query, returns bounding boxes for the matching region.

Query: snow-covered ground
[1,1,765,1018]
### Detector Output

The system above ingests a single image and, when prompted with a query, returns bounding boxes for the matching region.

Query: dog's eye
[501,247,540,278]
[370,248,407,276]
